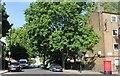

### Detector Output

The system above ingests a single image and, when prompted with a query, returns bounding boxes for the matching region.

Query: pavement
[63,70,119,74]
[0,70,8,75]
[82,71,118,74]
[64,70,101,74]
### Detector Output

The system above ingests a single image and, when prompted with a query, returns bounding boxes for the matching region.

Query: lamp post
[8,27,12,65]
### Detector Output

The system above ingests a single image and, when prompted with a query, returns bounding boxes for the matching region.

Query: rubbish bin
[104,60,112,74]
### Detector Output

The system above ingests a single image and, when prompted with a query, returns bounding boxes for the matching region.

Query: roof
[102,12,120,15]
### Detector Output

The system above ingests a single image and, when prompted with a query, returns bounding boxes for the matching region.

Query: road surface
[1,68,119,76]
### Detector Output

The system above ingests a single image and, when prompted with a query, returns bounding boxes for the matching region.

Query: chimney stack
[96,6,104,13]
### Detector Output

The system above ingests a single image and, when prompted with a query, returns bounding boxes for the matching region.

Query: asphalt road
[1,68,119,76]
[3,68,65,74]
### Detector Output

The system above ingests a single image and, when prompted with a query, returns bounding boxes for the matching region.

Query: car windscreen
[10,63,19,65]
[53,65,62,68]
[19,61,27,64]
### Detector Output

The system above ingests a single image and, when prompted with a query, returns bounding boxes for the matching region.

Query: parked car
[28,64,35,68]
[49,64,63,72]
[40,64,44,69]
[34,63,40,68]
[19,59,29,68]
[8,62,22,72]
[30,62,40,68]
[40,64,47,69]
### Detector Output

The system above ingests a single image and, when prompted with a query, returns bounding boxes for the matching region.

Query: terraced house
[86,6,120,72]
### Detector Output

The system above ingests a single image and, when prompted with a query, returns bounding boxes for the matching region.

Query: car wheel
[49,68,51,71]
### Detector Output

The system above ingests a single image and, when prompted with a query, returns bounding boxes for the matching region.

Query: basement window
[113,43,119,51]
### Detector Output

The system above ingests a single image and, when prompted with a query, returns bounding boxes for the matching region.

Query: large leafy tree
[49,25,99,69]
[24,2,100,69]
[6,28,29,60]
[100,2,119,13]
[0,3,12,37]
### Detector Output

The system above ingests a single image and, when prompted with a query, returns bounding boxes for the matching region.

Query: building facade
[0,9,2,70]
[87,6,120,71]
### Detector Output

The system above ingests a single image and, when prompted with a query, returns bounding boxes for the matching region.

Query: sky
[5,2,31,28]
[1,2,31,43]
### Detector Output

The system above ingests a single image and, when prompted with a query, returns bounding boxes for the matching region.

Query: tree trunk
[43,52,46,64]
[73,56,76,63]
[62,52,65,70]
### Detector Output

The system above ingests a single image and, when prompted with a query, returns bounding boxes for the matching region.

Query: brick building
[86,6,120,71]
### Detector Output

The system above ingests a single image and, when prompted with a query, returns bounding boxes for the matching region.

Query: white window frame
[113,43,119,51]
[118,17,120,24]
[111,15,117,22]
[112,29,118,36]
[114,57,120,66]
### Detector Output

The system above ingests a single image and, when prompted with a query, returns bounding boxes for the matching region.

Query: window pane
[113,30,118,35]
[114,44,119,50]
[112,16,117,22]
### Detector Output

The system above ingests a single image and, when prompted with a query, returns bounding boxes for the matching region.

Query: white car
[19,59,29,68]
[29,64,35,68]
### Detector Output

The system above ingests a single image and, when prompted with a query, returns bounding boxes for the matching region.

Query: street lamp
[8,26,12,65]
[97,51,101,57]
[8,51,11,65]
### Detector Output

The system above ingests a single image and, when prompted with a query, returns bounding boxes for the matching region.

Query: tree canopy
[100,2,119,13]
[6,28,29,60]
[6,2,100,69]
[24,2,100,68]
[0,3,12,37]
